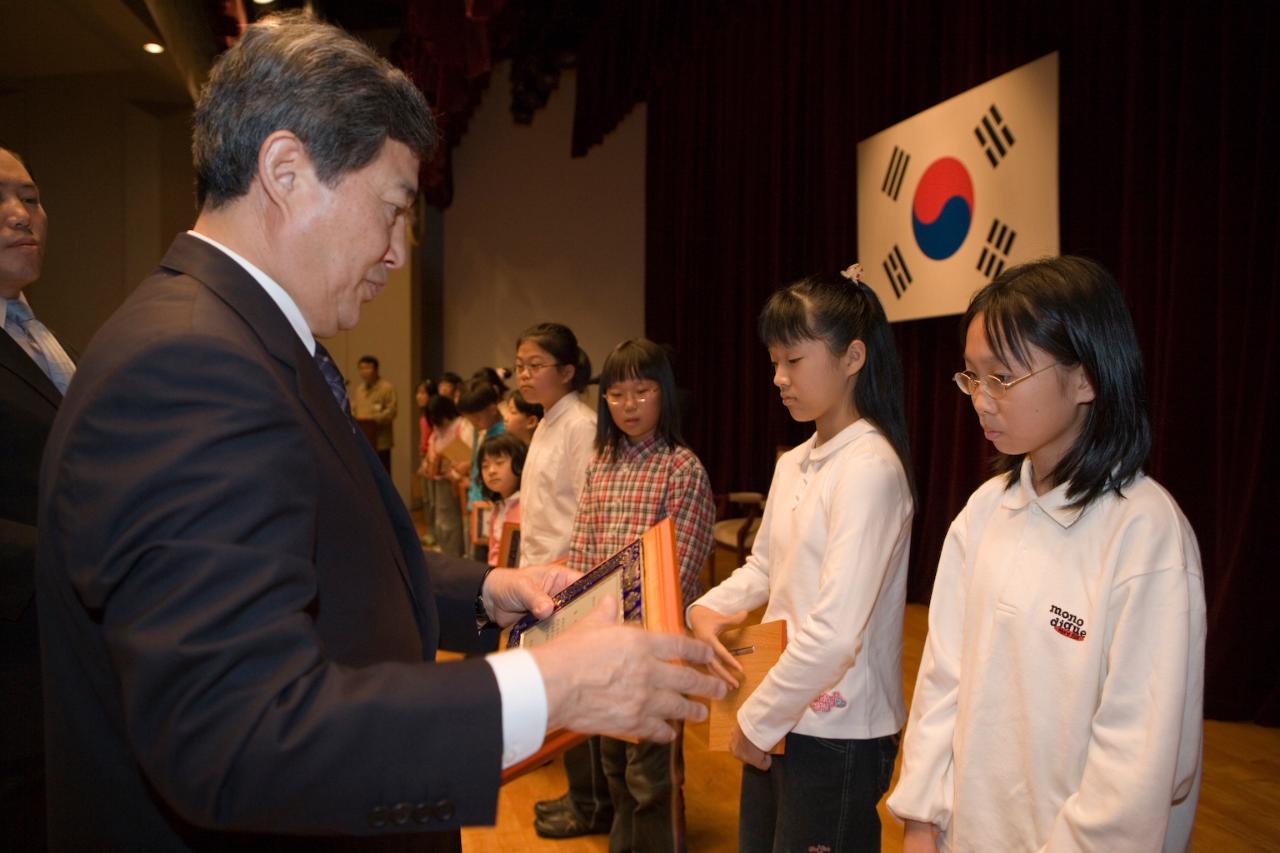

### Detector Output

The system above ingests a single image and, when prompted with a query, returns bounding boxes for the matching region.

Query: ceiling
[0,0,410,101]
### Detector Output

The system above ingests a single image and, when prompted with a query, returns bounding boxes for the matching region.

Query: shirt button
[412,801,433,824]
[390,802,412,825]
[367,805,389,829]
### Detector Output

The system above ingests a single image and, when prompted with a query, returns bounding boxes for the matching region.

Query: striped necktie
[4,298,75,394]
[313,342,355,428]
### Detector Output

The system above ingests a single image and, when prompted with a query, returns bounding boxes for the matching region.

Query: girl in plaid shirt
[567,338,716,853]
[690,265,915,853]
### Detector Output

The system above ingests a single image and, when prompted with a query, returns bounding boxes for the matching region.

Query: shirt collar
[619,433,662,460]
[542,392,581,426]
[1000,458,1086,528]
[186,230,316,356]
[800,418,876,467]
[0,290,33,327]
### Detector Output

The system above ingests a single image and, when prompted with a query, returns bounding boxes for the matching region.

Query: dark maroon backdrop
[570,0,1279,723]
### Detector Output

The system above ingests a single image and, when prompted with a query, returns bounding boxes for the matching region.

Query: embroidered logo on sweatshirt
[809,691,848,713]
[1048,604,1087,641]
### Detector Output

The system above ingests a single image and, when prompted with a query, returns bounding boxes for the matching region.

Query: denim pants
[426,478,464,557]
[739,731,899,853]
[600,730,685,852]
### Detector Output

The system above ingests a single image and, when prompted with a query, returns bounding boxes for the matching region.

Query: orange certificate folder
[707,619,787,754]
[500,518,682,783]
[497,522,521,568]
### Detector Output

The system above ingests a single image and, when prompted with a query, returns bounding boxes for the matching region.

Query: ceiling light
[142,42,165,54]
[253,0,276,5]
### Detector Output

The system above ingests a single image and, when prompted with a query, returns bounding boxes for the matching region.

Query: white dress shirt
[691,418,913,750]
[887,461,1205,852]
[187,231,547,769]
[518,392,597,566]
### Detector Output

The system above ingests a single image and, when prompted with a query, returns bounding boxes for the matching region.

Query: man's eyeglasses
[514,360,561,376]
[605,387,659,406]
[953,363,1057,400]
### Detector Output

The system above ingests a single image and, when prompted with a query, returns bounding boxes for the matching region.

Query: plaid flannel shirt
[567,435,716,607]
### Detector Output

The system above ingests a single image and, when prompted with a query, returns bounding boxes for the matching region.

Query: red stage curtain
[572,1,1279,723]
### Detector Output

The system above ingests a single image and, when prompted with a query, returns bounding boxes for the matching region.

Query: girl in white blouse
[888,256,1205,852]
[690,264,915,852]
[513,322,609,837]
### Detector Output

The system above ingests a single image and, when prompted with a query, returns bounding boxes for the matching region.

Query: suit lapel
[0,327,62,407]
[155,234,419,605]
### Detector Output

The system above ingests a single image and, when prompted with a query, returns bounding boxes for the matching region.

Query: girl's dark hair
[595,339,686,460]
[962,255,1150,508]
[479,433,528,500]
[471,366,508,396]
[505,389,544,420]
[456,377,498,414]
[516,322,592,393]
[439,371,463,386]
[425,394,459,428]
[759,271,915,505]
[417,378,437,398]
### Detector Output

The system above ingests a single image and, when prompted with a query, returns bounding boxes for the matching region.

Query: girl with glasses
[889,256,1205,852]
[567,338,716,852]
[514,322,611,839]
[690,265,915,852]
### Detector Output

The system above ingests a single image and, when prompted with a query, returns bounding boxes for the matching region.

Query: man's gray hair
[192,11,436,209]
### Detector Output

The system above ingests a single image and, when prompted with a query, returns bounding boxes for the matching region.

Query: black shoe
[533,808,612,839]
[533,791,573,819]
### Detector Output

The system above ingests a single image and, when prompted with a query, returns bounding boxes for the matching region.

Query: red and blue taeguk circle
[911,157,974,261]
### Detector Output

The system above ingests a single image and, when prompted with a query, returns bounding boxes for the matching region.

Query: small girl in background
[422,394,468,557]
[568,339,716,853]
[888,256,1205,852]
[479,432,527,567]
[690,264,915,853]
[415,380,437,547]
[501,389,543,444]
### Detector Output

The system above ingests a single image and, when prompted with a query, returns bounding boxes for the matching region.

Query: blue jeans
[739,731,899,853]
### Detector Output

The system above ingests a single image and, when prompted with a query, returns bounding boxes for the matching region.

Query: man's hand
[902,820,939,853]
[481,564,582,627]
[688,604,749,689]
[529,596,729,743]
[729,721,771,771]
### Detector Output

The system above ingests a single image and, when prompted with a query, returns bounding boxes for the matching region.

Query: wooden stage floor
[423,532,1280,850]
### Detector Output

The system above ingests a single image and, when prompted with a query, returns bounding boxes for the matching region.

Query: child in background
[479,432,527,567]
[455,377,506,514]
[422,394,468,557]
[569,338,716,853]
[888,256,1205,852]
[415,380,436,547]
[436,371,463,404]
[501,389,543,444]
[689,264,915,853]
[514,322,605,839]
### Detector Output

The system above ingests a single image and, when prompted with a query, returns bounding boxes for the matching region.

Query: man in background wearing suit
[1,145,73,852]
[36,12,724,852]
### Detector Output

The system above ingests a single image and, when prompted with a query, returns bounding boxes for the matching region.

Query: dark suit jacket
[1,312,63,846]
[37,234,503,851]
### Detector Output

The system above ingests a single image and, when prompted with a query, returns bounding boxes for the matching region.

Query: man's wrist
[475,565,499,631]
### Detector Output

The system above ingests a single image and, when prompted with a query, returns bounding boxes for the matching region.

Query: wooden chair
[708,491,764,587]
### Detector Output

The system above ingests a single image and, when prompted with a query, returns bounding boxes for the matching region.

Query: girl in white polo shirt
[690,264,915,852]
[888,256,1206,852]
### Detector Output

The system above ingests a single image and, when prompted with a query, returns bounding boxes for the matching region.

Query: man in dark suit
[36,13,723,851]
[1,144,72,851]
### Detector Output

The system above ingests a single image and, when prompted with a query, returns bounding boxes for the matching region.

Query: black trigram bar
[974,103,1016,168]
[882,244,913,298]
[881,146,910,200]
[976,218,1017,279]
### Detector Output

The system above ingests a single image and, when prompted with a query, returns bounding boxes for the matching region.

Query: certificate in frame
[499,518,681,783]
